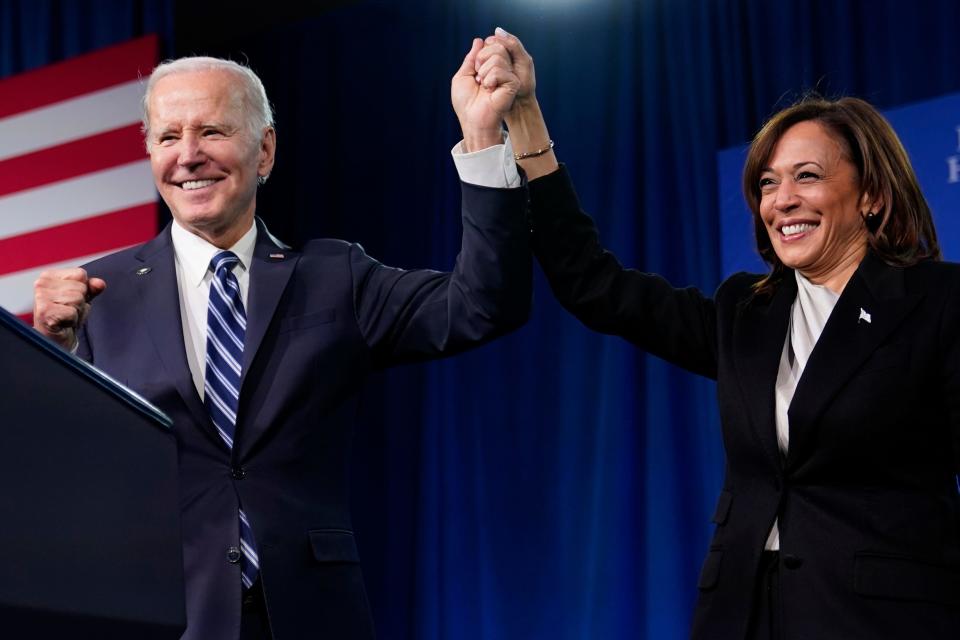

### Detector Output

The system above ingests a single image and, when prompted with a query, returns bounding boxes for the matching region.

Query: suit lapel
[732,274,796,470]
[239,218,298,398]
[786,254,922,468]
[131,227,216,441]
[234,220,299,456]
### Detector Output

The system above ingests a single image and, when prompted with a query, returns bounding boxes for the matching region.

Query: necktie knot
[211,250,240,275]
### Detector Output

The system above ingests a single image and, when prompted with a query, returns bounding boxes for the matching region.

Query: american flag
[0,36,159,323]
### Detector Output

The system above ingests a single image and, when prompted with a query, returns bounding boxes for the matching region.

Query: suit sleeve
[352,182,531,366]
[529,165,719,379]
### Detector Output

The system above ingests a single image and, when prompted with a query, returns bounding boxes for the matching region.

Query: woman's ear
[860,191,884,217]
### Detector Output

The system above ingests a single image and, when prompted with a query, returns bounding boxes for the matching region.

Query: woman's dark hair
[742,95,941,295]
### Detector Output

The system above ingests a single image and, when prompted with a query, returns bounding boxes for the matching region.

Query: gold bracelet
[513,140,554,161]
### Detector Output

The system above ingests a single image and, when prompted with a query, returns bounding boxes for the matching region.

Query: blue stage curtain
[0,0,173,76]
[4,1,959,639]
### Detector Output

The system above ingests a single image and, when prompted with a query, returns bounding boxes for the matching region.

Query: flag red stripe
[16,312,31,324]
[0,124,147,197]
[0,204,156,277]
[0,35,157,119]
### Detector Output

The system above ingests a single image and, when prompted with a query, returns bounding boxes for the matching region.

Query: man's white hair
[141,56,275,141]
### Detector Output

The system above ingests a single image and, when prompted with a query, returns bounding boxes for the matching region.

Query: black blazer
[529,166,960,639]
[76,181,531,640]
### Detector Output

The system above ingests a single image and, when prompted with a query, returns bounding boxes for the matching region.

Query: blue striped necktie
[204,250,259,589]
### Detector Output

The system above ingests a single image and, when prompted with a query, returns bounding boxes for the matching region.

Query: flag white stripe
[0,247,136,315]
[0,160,155,238]
[0,80,145,161]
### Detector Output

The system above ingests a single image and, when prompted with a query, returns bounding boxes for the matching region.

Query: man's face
[146,69,275,245]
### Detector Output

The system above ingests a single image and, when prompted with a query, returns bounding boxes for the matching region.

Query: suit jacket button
[231,467,246,480]
[227,546,242,563]
[782,554,803,569]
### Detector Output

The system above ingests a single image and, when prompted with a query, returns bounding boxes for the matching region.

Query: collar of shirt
[794,269,840,304]
[170,218,258,285]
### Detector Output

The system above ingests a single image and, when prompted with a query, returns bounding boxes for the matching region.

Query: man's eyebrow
[199,121,239,131]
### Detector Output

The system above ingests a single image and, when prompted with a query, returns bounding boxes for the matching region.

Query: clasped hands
[451,28,537,153]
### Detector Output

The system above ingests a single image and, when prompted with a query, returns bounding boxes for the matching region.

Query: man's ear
[258,127,276,178]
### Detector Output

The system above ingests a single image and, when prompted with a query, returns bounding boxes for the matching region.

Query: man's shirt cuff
[451,134,522,189]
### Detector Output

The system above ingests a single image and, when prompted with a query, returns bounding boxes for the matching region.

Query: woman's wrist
[506,97,559,180]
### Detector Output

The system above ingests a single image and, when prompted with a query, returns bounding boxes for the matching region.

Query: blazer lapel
[732,274,796,470]
[131,226,216,441]
[239,219,298,397]
[234,220,299,456]
[786,254,923,468]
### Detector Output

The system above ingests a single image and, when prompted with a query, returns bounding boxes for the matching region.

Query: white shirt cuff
[451,133,522,189]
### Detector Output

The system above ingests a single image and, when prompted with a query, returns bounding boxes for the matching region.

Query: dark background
[3,0,959,637]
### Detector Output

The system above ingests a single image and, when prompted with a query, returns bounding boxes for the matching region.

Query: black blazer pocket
[853,552,960,605]
[697,546,723,591]
[279,309,337,333]
[309,529,360,564]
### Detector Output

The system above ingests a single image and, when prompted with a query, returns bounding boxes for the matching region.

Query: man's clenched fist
[33,268,106,350]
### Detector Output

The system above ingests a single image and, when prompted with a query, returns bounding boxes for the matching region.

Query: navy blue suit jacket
[77,181,530,639]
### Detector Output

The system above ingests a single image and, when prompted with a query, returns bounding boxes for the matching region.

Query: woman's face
[758,120,870,286]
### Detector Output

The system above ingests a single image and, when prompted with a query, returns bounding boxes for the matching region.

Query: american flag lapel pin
[858,307,872,324]
[269,253,285,260]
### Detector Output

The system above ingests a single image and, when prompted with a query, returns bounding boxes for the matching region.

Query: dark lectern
[0,308,185,639]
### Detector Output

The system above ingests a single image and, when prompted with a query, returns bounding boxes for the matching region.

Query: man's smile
[177,178,221,191]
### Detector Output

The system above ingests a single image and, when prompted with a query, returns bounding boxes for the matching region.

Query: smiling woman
[486,28,960,640]
[743,96,940,297]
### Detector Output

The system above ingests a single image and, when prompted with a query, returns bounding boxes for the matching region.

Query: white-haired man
[33,37,529,640]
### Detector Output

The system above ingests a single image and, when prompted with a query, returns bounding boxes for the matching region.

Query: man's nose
[177,133,205,167]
